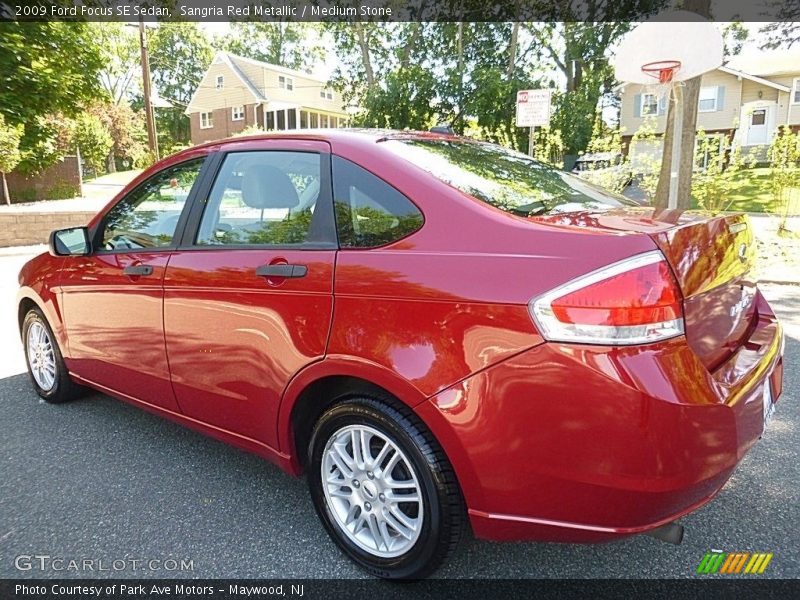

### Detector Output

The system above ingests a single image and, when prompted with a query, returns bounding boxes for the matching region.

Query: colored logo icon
[697,551,773,574]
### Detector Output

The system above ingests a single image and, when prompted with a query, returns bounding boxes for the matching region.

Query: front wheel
[308,397,465,579]
[22,308,84,403]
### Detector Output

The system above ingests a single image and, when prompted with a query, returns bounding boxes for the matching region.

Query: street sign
[516,89,551,127]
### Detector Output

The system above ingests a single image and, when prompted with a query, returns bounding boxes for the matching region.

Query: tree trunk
[652,0,711,209]
[106,151,116,174]
[354,23,375,89]
[1,171,10,206]
[507,22,520,79]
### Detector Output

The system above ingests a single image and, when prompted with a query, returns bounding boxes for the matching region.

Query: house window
[640,93,659,116]
[320,89,333,100]
[792,78,800,104]
[232,106,245,121]
[698,86,718,112]
[279,75,294,91]
[200,112,213,129]
[300,110,308,128]
[310,112,319,128]
[751,109,766,126]
[215,75,224,89]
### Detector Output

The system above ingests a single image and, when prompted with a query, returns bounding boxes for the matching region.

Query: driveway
[0,249,797,579]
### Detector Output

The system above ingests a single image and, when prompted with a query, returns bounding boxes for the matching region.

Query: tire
[22,308,84,404]
[308,396,465,579]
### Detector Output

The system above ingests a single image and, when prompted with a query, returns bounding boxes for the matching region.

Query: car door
[162,141,337,449]
[59,155,209,411]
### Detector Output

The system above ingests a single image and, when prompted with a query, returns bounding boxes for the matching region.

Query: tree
[149,23,214,149]
[0,22,104,174]
[87,103,149,172]
[523,0,666,158]
[216,22,324,72]
[94,23,140,105]
[652,0,711,209]
[760,2,800,50]
[691,132,754,213]
[0,113,23,205]
[73,113,113,176]
[722,22,749,61]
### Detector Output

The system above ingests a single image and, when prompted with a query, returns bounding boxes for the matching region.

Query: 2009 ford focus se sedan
[18,130,784,579]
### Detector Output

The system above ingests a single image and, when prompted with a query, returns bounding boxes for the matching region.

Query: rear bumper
[416,289,784,542]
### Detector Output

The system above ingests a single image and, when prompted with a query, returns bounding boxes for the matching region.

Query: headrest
[241,164,299,209]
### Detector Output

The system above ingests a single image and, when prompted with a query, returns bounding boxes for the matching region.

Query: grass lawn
[688,167,800,214]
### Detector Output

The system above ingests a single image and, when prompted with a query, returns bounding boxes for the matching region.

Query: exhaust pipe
[645,522,684,545]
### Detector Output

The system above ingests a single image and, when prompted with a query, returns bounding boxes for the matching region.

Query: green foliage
[691,131,755,213]
[215,22,324,72]
[0,113,23,175]
[768,126,800,227]
[532,128,564,167]
[93,23,140,105]
[17,114,76,176]
[722,22,749,59]
[575,118,631,194]
[0,22,104,174]
[149,23,214,147]
[74,114,113,175]
[88,102,149,170]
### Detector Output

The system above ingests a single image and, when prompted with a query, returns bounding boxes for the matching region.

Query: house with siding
[618,51,800,166]
[185,52,352,144]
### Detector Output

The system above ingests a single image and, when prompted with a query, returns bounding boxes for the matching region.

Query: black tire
[22,308,85,404]
[308,395,465,579]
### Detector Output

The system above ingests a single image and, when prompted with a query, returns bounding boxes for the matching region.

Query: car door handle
[255,264,308,278]
[123,264,154,277]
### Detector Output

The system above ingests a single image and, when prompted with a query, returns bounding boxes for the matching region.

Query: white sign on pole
[516,89,551,127]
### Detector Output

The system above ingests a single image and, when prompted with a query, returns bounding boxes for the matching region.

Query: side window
[196,151,324,246]
[99,158,204,251]
[332,156,424,248]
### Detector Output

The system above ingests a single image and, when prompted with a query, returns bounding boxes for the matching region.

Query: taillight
[529,251,684,345]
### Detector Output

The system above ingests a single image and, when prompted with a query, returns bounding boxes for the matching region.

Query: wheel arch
[278,357,430,474]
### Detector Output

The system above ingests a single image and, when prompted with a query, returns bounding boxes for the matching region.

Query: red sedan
[17,131,783,579]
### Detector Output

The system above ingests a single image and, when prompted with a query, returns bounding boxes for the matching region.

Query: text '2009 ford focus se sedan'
[18,130,784,579]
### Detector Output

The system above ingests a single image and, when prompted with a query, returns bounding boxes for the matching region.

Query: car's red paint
[18,130,784,544]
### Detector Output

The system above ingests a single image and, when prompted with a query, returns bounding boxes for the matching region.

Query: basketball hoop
[641,60,682,84]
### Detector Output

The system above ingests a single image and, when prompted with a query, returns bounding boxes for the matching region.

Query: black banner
[2,579,799,600]
[0,0,798,23]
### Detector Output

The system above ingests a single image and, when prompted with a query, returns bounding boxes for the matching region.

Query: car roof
[189,128,467,154]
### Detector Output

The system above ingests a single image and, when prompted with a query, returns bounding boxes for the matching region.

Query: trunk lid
[530,208,757,369]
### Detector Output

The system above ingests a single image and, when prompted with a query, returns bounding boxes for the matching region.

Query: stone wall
[0,211,96,247]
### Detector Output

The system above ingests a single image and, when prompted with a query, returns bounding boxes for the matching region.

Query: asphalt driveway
[0,248,797,579]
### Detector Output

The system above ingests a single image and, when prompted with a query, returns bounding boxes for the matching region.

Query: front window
[383,139,636,217]
[200,112,213,129]
[98,158,204,251]
[640,93,659,116]
[232,106,245,121]
[698,86,718,112]
[195,151,323,247]
[792,78,800,104]
[215,75,224,89]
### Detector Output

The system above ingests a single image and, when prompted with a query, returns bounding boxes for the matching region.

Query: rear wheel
[22,308,84,403]
[308,396,465,579]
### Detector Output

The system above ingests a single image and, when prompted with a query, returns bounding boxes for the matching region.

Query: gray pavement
[0,248,797,579]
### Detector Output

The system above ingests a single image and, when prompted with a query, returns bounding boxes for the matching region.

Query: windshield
[382,138,636,217]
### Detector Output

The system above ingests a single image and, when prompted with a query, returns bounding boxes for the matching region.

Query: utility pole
[138,21,159,161]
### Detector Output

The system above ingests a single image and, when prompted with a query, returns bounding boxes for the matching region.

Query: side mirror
[49,227,91,257]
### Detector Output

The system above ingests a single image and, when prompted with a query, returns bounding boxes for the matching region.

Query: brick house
[186,52,352,144]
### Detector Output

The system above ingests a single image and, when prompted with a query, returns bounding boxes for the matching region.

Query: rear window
[382,139,636,216]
